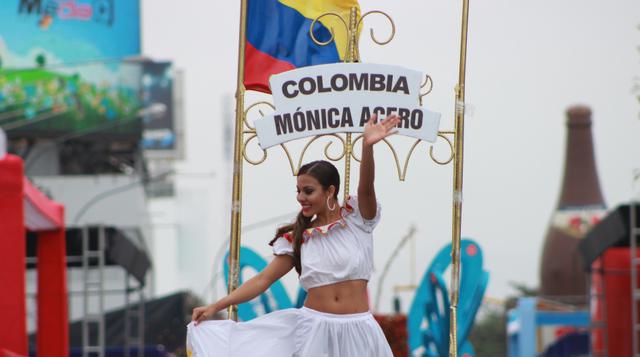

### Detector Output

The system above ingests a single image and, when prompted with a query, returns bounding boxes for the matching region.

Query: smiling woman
[187,114,400,357]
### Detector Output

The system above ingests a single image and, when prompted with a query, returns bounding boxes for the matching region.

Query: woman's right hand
[192,303,221,325]
[363,114,400,147]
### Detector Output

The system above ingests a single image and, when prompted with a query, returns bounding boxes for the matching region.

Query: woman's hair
[271,160,340,275]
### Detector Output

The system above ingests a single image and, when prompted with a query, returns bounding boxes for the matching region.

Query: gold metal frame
[228,4,471,356]
[449,1,471,355]
[226,0,249,321]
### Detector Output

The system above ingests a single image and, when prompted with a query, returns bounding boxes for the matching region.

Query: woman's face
[296,174,331,218]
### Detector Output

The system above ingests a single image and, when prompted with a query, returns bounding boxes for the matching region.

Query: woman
[187,114,400,356]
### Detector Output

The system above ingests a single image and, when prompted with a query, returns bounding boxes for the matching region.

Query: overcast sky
[143,0,640,312]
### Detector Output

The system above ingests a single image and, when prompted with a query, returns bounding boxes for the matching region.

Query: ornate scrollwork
[243,101,274,131]
[395,133,456,179]
[430,131,455,165]
[309,12,349,47]
[356,10,395,46]
[310,8,395,57]
[242,101,275,165]
[242,133,267,165]
[267,134,350,176]
[419,74,434,105]
[350,131,455,181]
[380,137,404,180]
[350,134,364,163]
[241,101,275,166]
[295,134,347,175]
[351,134,406,179]
[278,143,297,176]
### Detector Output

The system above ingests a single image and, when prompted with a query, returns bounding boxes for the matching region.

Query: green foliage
[35,53,46,68]
[468,309,507,357]
[505,281,539,310]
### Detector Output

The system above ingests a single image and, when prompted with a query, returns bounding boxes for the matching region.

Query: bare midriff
[303,279,369,314]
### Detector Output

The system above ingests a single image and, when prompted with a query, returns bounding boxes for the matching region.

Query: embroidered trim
[279,196,355,244]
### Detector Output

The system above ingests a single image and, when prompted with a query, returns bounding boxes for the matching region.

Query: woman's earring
[326,196,336,211]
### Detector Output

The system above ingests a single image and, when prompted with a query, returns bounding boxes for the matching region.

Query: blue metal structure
[407,239,489,357]
[507,297,590,357]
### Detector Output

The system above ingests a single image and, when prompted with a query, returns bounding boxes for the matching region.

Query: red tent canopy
[0,154,68,357]
[23,176,64,230]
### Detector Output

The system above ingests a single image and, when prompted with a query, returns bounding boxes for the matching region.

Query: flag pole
[226,0,249,321]
[342,6,359,202]
[449,0,471,355]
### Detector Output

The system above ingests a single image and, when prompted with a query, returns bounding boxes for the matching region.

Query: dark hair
[270,160,340,275]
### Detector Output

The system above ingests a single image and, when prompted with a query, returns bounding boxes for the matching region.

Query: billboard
[1,60,143,137]
[141,61,175,151]
[0,0,141,69]
[0,0,143,138]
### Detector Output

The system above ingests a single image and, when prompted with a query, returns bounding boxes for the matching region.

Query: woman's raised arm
[358,114,400,219]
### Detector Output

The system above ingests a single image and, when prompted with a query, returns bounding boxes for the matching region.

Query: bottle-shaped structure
[540,105,607,302]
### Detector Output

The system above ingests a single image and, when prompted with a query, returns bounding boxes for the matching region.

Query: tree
[468,308,507,356]
[35,53,46,68]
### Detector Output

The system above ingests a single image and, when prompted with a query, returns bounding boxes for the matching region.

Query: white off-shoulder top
[271,196,381,291]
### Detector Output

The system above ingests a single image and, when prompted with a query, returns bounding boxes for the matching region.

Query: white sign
[254,63,441,149]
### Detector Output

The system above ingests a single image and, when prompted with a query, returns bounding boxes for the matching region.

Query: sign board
[0,0,140,69]
[1,60,143,137]
[0,0,143,138]
[141,61,175,151]
[254,63,441,149]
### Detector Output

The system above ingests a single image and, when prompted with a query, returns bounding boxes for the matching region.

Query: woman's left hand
[363,114,400,147]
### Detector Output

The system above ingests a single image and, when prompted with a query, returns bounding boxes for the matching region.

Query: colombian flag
[245,0,360,93]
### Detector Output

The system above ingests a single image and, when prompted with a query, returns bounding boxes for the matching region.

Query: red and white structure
[0,154,68,356]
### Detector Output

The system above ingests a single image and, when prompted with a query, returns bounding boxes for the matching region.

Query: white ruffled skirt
[186,307,393,357]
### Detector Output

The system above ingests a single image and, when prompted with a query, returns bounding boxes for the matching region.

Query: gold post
[449,0,471,355]
[226,0,249,321]
[342,6,359,202]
